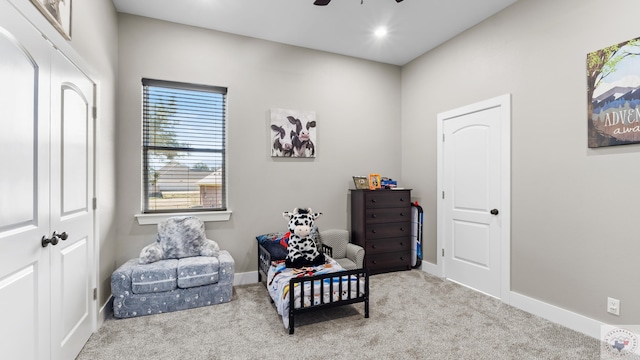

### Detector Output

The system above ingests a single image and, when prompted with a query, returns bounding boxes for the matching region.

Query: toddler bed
[257,235,369,334]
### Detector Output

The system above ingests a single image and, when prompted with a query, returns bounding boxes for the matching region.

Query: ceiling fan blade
[313,0,331,5]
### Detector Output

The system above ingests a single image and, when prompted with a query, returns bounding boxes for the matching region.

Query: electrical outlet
[607,297,620,316]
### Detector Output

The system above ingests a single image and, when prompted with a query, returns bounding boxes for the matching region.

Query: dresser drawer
[366,251,411,271]
[364,190,410,209]
[365,207,410,224]
[365,238,410,255]
[365,222,410,239]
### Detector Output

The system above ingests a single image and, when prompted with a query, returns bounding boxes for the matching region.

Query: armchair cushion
[131,259,178,294]
[177,256,220,288]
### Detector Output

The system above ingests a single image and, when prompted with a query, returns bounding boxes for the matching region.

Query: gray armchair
[319,229,364,270]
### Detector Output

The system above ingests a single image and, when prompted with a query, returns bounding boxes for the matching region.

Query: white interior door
[0,4,52,358]
[49,50,95,360]
[0,2,95,359]
[438,95,510,300]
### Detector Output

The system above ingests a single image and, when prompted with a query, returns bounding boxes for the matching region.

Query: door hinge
[442,134,445,142]
[93,198,97,210]
[442,191,445,199]
[92,106,97,120]
[442,248,444,257]
[93,288,97,300]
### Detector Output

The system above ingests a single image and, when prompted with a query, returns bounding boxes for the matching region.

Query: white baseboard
[509,291,602,339]
[96,296,113,330]
[420,260,442,277]
[419,265,611,342]
[234,271,258,285]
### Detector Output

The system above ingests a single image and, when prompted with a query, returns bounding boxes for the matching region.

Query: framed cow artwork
[270,108,317,158]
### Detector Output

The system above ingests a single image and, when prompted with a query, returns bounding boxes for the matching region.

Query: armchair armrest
[346,243,365,268]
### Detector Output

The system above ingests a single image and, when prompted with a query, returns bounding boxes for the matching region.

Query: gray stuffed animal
[139,216,220,264]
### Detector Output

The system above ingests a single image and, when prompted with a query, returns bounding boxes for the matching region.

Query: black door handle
[42,235,57,247]
[490,209,499,215]
[41,231,69,248]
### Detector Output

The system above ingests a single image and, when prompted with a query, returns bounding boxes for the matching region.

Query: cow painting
[270,108,317,158]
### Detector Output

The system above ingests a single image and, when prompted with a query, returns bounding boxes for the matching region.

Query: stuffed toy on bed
[283,208,325,268]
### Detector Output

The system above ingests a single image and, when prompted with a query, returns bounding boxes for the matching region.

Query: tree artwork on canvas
[587,37,640,148]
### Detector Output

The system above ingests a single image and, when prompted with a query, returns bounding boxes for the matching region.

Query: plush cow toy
[283,208,325,268]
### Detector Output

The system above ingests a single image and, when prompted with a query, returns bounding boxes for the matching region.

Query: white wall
[401,0,640,324]
[116,14,402,275]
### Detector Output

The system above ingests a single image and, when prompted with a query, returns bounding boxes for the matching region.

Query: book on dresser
[350,189,412,274]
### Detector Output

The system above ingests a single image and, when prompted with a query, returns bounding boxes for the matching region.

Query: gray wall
[401,0,640,324]
[116,14,402,275]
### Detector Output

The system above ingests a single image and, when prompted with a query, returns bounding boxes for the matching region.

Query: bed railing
[287,268,369,334]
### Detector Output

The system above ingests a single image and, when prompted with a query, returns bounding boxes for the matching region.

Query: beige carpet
[77,270,605,360]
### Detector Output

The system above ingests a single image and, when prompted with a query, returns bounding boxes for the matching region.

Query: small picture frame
[368,173,381,190]
[353,176,369,190]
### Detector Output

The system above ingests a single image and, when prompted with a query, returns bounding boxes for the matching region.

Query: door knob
[490,209,499,215]
[42,235,56,247]
[41,231,69,248]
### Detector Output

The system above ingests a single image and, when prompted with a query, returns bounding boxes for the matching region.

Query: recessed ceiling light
[374,27,388,38]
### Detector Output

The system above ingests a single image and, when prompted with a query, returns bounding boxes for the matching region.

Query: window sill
[135,211,232,225]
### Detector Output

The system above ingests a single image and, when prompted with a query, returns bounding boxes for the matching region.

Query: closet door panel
[0,2,52,359]
[0,27,38,229]
[61,85,89,216]
[49,51,94,360]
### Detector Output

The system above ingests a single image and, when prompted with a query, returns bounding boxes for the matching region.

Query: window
[142,78,226,213]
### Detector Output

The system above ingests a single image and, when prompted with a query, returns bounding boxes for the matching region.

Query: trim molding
[234,271,258,286]
[135,211,232,225]
[509,291,602,339]
[420,261,442,277]
[98,296,113,327]
[422,267,614,342]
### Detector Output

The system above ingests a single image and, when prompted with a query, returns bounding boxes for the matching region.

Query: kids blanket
[266,257,365,329]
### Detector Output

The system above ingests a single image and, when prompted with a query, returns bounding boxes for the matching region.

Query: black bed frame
[258,243,370,334]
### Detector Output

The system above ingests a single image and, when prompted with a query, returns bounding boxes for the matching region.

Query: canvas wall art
[587,36,640,148]
[270,108,317,157]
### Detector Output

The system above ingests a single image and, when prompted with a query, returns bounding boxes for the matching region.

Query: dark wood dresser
[350,189,412,274]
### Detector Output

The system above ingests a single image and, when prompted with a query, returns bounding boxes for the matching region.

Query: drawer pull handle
[371,199,377,203]
[372,260,377,264]
[371,229,376,234]
[400,227,405,231]
[371,214,377,218]
[371,245,377,249]
[400,212,404,216]
[399,242,404,246]
[400,198,404,202]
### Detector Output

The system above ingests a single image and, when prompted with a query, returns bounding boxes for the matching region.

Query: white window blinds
[142,78,227,213]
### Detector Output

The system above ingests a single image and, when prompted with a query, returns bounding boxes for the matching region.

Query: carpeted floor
[77,270,606,360]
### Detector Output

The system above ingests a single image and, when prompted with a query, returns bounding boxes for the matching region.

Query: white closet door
[0,2,95,359]
[49,50,95,360]
[0,2,52,359]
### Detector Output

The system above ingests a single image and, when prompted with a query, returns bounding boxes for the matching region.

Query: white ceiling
[112,0,519,66]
